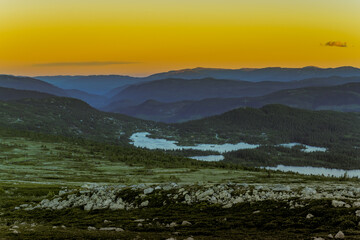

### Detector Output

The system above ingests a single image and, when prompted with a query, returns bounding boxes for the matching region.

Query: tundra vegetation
[1,126,360,239]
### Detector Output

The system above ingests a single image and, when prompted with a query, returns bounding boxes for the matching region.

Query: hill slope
[0,75,68,96]
[0,87,54,101]
[174,104,360,148]
[0,97,158,144]
[35,75,146,95]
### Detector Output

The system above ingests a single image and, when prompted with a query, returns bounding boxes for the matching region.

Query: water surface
[265,165,360,178]
[130,132,259,153]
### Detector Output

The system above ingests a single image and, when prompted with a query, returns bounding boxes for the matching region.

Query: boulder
[335,231,345,239]
[140,200,149,207]
[306,213,314,219]
[144,188,154,195]
[332,200,346,208]
[182,221,192,226]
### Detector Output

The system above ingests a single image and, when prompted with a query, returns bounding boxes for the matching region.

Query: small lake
[129,132,329,163]
[265,165,360,178]
[279,143,327,152]
[189,155,225,161]
[129,132,260,153]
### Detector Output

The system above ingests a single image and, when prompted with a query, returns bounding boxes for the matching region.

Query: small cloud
[324,41,347,47]
[33,61,139,67]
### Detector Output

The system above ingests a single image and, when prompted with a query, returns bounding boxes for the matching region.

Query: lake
[265,165,360,178]
[129,132,260,153]
[129,132,329,163]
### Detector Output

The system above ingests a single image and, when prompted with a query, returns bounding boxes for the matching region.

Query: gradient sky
[0,0,359,76]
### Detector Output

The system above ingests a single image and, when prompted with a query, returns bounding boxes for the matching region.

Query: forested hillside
[176,104,360,148]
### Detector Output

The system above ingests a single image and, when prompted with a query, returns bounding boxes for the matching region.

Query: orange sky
[0,0,359,76]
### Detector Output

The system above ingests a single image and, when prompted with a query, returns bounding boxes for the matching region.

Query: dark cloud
[33,61,139,67]
[325,41,347,47]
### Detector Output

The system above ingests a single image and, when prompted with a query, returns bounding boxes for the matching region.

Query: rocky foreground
[5,182,360,239]
[18,182,360,212]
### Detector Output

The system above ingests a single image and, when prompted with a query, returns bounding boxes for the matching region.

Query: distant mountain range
[104,77,360,122]
[3,67,360,123]
[35,75,144,95]
[146,66,360,82]
[34,66,360,95]
[106,76,360,105]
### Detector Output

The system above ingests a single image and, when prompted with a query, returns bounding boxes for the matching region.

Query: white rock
[332,200,346,208]
[181,221,192,226]
[169,222,178,227]
[306,213,314,219]
[144,188,154,195]
[273,185,291,192]
[140,200,149,207]
[134,219,145,222]
[335,231,345,239]
[356,210,360,217]
[302,187,317,196]
[222,203,233,209]
[88,226,97,231]
[84,203,93,211]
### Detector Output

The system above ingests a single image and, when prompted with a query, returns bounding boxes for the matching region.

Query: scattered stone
[140,200,149,207]
[335,231,345,239]
[169,222,178,227]
[356,210,360,217]
[134,219,145,222]
[332,200,346,208]
[328,234,334,238]
[273,184,291,192]
[181,221,192,226]
[313,237,325,240]
[222,203,233,209]
[144,187,154,195]
[302,187,317,196]
[88,226,97,231]
[253,210,261,214]
[306,213,314,219]
[20,183,360,213]
[184,237,195,240]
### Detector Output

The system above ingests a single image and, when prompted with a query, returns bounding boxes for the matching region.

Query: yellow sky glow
[0,0,359,76]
